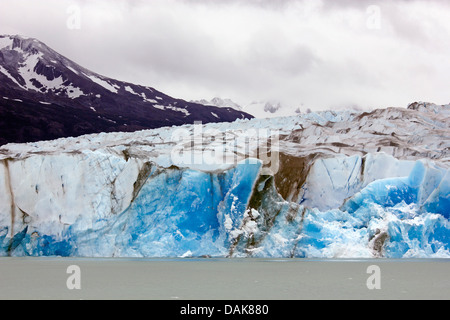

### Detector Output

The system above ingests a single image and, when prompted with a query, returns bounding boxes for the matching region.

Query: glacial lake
[0,257,449,300]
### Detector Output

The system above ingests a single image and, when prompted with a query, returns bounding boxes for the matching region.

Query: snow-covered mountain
[193,97,304,118]
[0,35,252,145]
[0,102,448,258]
[192,97,243,111]
[243,100,301,118]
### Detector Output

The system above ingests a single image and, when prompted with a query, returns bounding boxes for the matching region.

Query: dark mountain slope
[0,35,252,145]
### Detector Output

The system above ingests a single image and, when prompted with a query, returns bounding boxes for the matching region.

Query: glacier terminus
[0,102,449,258]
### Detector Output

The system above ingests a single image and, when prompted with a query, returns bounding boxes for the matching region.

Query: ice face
[342,161,449,218]
[105,160,262,257]
[1,152,448,258]
[423,171,450,217]
[0,159,263,257]
[298,154,418,211]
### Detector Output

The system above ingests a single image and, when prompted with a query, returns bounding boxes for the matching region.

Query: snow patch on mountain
[65,85,85,99]
[85,74,118,93]
[166,105,190,116]
[0,65,25,88]
[0,36,13,50]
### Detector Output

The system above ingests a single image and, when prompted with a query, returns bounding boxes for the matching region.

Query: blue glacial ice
[1,155,448,258]
[1,160,263,257]
[108,160,262,257]
[342,161,449,218]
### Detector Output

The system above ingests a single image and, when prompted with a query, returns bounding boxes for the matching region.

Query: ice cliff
[0,102,449,258]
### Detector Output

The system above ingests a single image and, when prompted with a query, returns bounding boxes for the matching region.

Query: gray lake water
[0,257,449,300]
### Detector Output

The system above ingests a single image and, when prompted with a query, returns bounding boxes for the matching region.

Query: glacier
[0,102,449,258]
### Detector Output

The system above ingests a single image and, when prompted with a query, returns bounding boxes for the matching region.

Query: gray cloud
[0,0,449,111]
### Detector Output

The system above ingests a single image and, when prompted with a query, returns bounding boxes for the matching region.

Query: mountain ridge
[0,34,252,146]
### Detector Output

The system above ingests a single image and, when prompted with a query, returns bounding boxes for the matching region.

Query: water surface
[0,257,448,300]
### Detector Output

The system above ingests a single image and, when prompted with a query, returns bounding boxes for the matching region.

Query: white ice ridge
[0,103,448,258]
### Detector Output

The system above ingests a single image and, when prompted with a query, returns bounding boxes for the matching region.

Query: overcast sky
[1,0,449,111]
